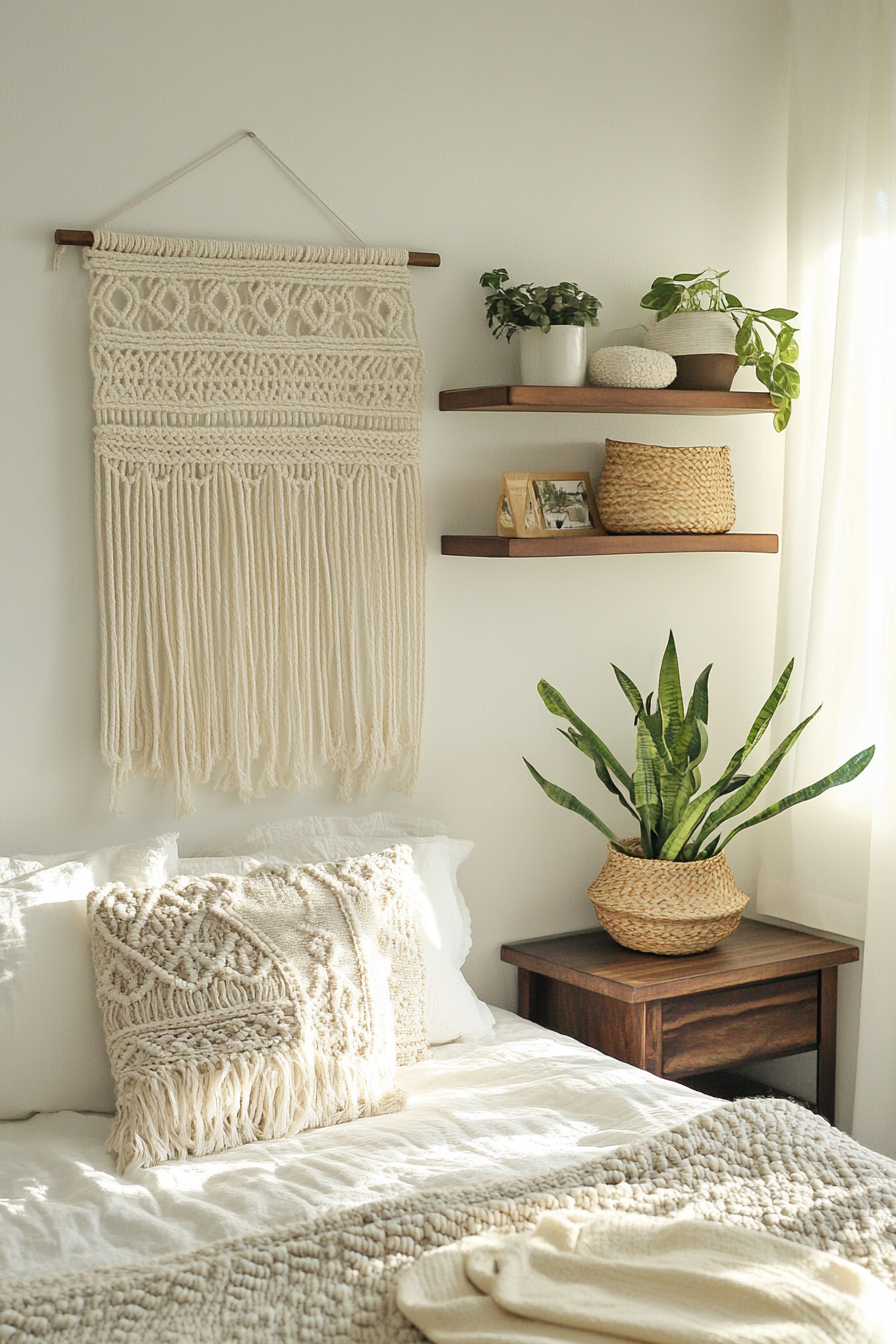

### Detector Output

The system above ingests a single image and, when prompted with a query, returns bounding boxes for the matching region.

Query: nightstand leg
[517,967,533,1020]
[644,1001,663,1076]
[816,967,838,1125]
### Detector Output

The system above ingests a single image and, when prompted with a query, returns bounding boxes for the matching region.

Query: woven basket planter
[597,439,736,535]
[588,842,749,956]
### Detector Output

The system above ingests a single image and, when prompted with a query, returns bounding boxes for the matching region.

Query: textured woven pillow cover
[222,812,495,1043]
[88,847,426,1172]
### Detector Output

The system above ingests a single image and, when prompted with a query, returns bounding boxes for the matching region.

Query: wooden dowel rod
[54,229,440,267]
[56,229,95,246]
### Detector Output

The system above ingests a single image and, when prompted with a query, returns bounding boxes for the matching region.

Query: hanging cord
[53,130,368,267]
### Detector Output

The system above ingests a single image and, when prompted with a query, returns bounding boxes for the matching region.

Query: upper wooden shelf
[439,386,775,415]
[442,534,779,558]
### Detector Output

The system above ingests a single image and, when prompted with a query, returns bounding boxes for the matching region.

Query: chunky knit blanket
[85,232,426,815]
[1,1099,894,1342]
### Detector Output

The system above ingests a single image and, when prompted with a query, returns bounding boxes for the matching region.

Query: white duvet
[0,1010,717,1279]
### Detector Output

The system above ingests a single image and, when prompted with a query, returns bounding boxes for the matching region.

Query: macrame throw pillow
[88,846,426,1172]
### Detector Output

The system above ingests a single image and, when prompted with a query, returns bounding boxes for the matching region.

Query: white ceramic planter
[519,326,586,386]
[643,311,739,356]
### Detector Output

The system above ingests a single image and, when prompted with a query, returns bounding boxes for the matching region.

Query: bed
[2,824,896,1341]
[0,1009,718,1280]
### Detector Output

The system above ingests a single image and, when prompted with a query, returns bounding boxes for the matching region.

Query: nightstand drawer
[502,921,859,1124]
[661,973,818,1078]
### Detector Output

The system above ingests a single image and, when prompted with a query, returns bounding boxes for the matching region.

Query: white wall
[1,2,789,1011]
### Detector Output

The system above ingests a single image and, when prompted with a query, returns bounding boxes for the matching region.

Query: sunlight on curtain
[759,0,896,1153]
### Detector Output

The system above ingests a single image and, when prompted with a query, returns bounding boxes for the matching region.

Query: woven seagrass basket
[597,439,736,535]
[588,842,749,956]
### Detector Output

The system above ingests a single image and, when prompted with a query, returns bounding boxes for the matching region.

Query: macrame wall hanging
[57,134,434,816]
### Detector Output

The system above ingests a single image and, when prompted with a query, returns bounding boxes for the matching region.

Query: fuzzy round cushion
[88,847,426,1172]
[587,346,677,389]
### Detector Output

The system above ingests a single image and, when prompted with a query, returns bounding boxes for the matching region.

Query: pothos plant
[480,269,602,339]
[525,632,873,862]
[640,269,799,432]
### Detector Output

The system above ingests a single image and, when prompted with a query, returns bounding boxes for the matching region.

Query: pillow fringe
[110,1047,405,1173]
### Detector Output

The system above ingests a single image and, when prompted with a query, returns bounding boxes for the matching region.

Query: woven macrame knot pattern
[88,847,427,1172]
[85,233,426,814]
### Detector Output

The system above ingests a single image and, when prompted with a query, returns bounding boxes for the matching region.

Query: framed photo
[496,471,601,538]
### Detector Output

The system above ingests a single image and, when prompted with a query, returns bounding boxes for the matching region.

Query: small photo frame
[496,471,601,538]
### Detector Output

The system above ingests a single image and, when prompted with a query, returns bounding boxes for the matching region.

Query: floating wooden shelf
[441,534,779,558]
[439,386,775,415]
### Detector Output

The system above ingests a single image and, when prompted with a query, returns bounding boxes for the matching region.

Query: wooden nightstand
[501,918,859,1125]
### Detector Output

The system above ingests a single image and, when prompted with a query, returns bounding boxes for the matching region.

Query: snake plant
[525,633,874,862]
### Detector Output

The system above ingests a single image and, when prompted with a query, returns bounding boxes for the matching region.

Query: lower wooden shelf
[441,533,779,557]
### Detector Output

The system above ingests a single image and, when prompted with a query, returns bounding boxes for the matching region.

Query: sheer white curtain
[756,0,896,1153]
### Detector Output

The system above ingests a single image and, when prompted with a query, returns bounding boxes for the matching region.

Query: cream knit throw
[84,232,426,815]
[1,1101,895,1342]
[397,1210,894,1343]
[88,847,427,1172]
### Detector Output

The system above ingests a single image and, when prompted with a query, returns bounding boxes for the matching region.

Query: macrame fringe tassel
[96,457,425,817]
[110,1044,407,1173]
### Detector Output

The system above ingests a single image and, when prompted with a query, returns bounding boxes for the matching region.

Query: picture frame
[496,471,602,538]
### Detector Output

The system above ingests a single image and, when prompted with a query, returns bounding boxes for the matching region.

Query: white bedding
[0,1009,718,1280]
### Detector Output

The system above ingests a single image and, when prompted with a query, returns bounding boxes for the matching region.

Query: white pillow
[0,834,178,1120]
[203,815,494,1045]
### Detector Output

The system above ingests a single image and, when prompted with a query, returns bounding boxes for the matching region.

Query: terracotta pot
[588,841,749,956]
[670,353,740,392]
[643,312,741,392]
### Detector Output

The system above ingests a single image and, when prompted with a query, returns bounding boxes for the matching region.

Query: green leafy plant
[640,268,799,432]
[480,268,602,340]
[525,632,873,862]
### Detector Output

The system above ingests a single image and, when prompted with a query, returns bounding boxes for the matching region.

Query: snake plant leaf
[663,719,710,840]
[657,763,751,861]
[612,665,674,768]
[745,660,794,750]
[694,706,823,849]
[699,834,722,860]
[612,664,644,719]
[633,719,662,855]
[523,759,621,844]
[660,766,692,838]
[692,718,710,770]
[715,745,875,852]
[562,728,640,821]
[537,680,634,796]
[644,704,673,767]
[712,658,794,786]
[658,631,685,754]
[685,664,712,732]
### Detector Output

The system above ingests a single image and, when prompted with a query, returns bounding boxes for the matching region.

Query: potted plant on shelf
[525,632,873,955]
[639,269,799,430]
[480,268,602,387]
